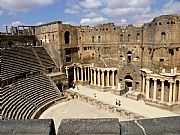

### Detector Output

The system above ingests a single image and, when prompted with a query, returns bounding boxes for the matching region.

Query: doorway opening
[124,75,133,92]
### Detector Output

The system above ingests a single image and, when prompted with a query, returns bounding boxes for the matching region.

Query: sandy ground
[39,99,127,132]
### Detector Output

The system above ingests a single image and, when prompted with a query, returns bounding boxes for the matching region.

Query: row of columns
[73,66,90,82]
[142,75,180,103]
[90,68,116,88]
[72,66,117,88]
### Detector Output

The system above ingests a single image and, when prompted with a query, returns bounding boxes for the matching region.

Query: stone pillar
[77,67,79,80]
[88,67,90,81]
[173,81,176,102]
[81,67,84,81]
[161,80,165,102]
[153,79,157,101]
[146,77,150,99]
[102,70,105,87]
[107,70,110,87]
[65,67,69,78]
[98,69,101,86]
[84,67,87,81]
[169,81,173,103]
[111,70,115,89]
[74,67,76,81]
[142,75,145,93]
[90,68,93,85]
[94,69,96,85]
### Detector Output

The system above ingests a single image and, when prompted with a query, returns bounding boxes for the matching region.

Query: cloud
[79,0,103,9]
[84,12,100,18]
[102,0,152,17]
[120,19,127,25]
[0,0,55,12]
[36,22,44,25]
[10,21,25,26]
[63,21,78,26]
[0,9,3,15]
[80,16,107,25]
[102,7,151,18]
[105,0,152,9]
[162,0,180,14]
[64,5,80,14]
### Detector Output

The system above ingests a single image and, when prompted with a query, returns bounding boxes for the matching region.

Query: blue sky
[0,0,180,30]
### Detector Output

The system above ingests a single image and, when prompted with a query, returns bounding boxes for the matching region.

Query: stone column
[169,81,173,103]
[81,67,84,81]
[146,77,150,99]
[173,81,176,102]
[102,70,105,87]
[161,80,165,102]
[65,67,69,78]
[77,67,79,80]
[107,70,110,87]
[112,70,115,89]
[84,67,87,81]
[98,69,101,86]
[88,67,90,81]
[90,68,93,85]
[94,69,96,85]
[74,67,76,81]
[142,74,145,93]
[153,79,157,101]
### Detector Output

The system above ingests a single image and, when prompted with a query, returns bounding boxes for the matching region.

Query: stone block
[58,118,120,135]
[1,119,56,135]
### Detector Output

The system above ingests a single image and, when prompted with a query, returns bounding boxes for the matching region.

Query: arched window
[79,37,81,43]
[128,34,131,42]
[136,33,140,42]
[127,51,132,63]
[120,34,123,42]
[92,36,94,43]
[64,31,70,44]
[98,36,101,43]
[161,32,166,42]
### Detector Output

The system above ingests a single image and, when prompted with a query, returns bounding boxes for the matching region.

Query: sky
[0,0,180,30]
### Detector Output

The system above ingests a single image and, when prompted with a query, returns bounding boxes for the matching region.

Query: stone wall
[1,117,180,135]
[35,21,79,71]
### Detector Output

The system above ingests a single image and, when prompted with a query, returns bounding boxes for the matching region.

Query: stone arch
[64,31,70,44]
[128,34,131,42]
[161,32,166,41]
[136,33,140,42]
[92,36,94,43]
[124,75,133,91]
[120,34,123,42]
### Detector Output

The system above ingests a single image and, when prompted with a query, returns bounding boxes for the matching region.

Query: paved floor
[71,85,178,118]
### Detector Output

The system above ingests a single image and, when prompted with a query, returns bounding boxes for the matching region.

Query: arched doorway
[124,75,133,92]
[64,31,70,44]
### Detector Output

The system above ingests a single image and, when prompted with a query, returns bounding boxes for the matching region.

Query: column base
[112,86,116,89]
